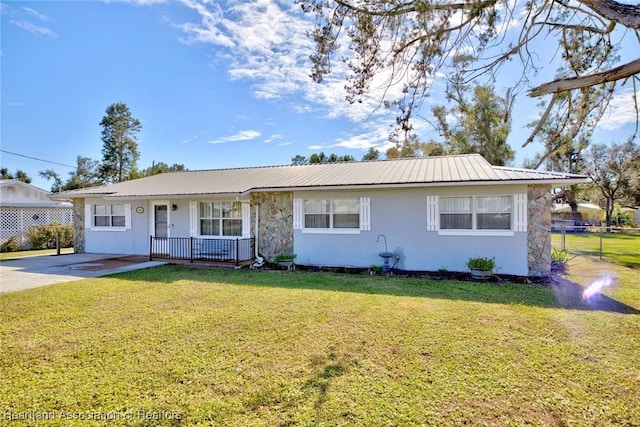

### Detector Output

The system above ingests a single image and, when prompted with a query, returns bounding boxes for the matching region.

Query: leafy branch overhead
[299,0,640,146]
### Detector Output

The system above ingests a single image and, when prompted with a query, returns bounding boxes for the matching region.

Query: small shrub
[466,257,496,272]
[551,248,571,272]
[0,236,20,252]
[608,206,632,227]
[274,253,296,262]
[26,223,74,249]
[370,265,383,273]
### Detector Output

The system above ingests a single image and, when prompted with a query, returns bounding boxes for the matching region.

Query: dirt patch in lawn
[68,256,149,271]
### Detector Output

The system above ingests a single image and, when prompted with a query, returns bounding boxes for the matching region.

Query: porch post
[235,238,240,267]
[149,235,153,261]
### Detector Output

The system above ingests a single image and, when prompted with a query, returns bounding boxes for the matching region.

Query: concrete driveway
[0,254,165,294]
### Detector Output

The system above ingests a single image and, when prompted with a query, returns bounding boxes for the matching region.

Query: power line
[0,149,75,169]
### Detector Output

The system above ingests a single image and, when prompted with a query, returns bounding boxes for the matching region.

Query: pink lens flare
[583,275,615,300]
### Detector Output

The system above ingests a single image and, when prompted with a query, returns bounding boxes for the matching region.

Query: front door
[151,202,170,255]
[155,205,169,238]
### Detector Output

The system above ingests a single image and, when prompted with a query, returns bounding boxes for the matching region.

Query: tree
[15,170,32,184]
[300,0,640,153]
[432,85,514,165]
[291,155,308,165]
[523,26,619,158]
[99,102,141,183]
[309,152,327,163]
[625,161,640,207]
[39,156,102,192]
[39,170,63,192]
[64,156,101,190]
[1,168,32,183]
[535,128,589,222]
[308,152,355,163]
[585,140,640,227]
[139,162,187,177]
[386,138,445,159]
[362,147,380,161]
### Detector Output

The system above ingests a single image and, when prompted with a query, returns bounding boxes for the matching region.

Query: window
[304,200,329,228]
[93,204,126,228]
[304,199,360,229]
[476,196,511,230]
[440,197,472,230]
[440,196,511,231]
[199,201,242,237]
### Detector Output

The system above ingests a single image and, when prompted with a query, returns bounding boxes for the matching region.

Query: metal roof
[53,155,587,199]
[1,179,73,207]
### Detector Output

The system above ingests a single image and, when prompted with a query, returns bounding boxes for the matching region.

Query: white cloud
[264,133,284,143]
[105,0,169,5]
[329,123,396,153]
[599,89,639,131]
[175,0,235,48]
[10,19,57,38]
[210,130,261,144]
[180,133,201,144]
[22,7,50,21]
[173,0,403,125]
[305,122,395,153]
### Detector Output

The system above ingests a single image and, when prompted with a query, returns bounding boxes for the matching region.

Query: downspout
[254,203,259,258]
[252,203,264,267]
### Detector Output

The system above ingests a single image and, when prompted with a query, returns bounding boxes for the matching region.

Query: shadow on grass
[112,265,639,315]
[304,358,348,408]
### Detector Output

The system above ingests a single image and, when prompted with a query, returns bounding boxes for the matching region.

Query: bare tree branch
[523,94,558,148]
[529,58,640,97]
[301,0,640,159]
[578,0,640,29]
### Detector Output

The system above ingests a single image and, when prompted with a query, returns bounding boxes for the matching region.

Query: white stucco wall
[292,185,529,276]
[84,198,150,255]
[83,198,242,256]
[83,186,532,276]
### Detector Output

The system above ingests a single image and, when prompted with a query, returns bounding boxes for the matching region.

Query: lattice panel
[1,210,20,237]
[0,207,73,249]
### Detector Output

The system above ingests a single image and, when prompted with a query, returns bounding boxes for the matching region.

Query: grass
[552,231,640,268]
[0,247,74,261]
[1,262,639,426]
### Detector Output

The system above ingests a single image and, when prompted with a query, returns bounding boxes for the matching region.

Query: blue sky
[1,0,637,191]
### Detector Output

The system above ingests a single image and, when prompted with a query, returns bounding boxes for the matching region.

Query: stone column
[72,198,85,253]
[527,185,552,277]
[251,192,293,261]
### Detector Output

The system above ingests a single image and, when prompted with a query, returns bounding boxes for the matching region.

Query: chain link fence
[551,223,640,268]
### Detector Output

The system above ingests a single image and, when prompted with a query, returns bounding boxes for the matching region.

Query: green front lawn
[552,231,640,268]
[1,263,638,426]
[0,247,74,261]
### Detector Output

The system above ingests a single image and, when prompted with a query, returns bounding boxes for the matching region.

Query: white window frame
[85,203,131,231]
[295,197,367,235]
[436,195,515,237]
[197,201,244,238]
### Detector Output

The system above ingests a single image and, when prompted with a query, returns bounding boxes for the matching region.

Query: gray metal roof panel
[52,155,587,199]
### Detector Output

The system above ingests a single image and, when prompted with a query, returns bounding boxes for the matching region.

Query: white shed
[0,180,73,249]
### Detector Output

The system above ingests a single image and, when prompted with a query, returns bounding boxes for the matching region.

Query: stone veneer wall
[527,184,552,277]
[72,198,85,253]
[251,192,293,261]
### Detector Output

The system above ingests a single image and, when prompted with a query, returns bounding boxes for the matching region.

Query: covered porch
[149,236,256,267]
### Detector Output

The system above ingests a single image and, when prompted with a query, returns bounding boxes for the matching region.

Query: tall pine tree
[99,102,141,183]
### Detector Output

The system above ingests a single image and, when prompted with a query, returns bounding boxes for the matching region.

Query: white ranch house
[54,155,586,277]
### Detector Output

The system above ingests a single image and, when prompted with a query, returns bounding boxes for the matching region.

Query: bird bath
[376,234,394,272]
